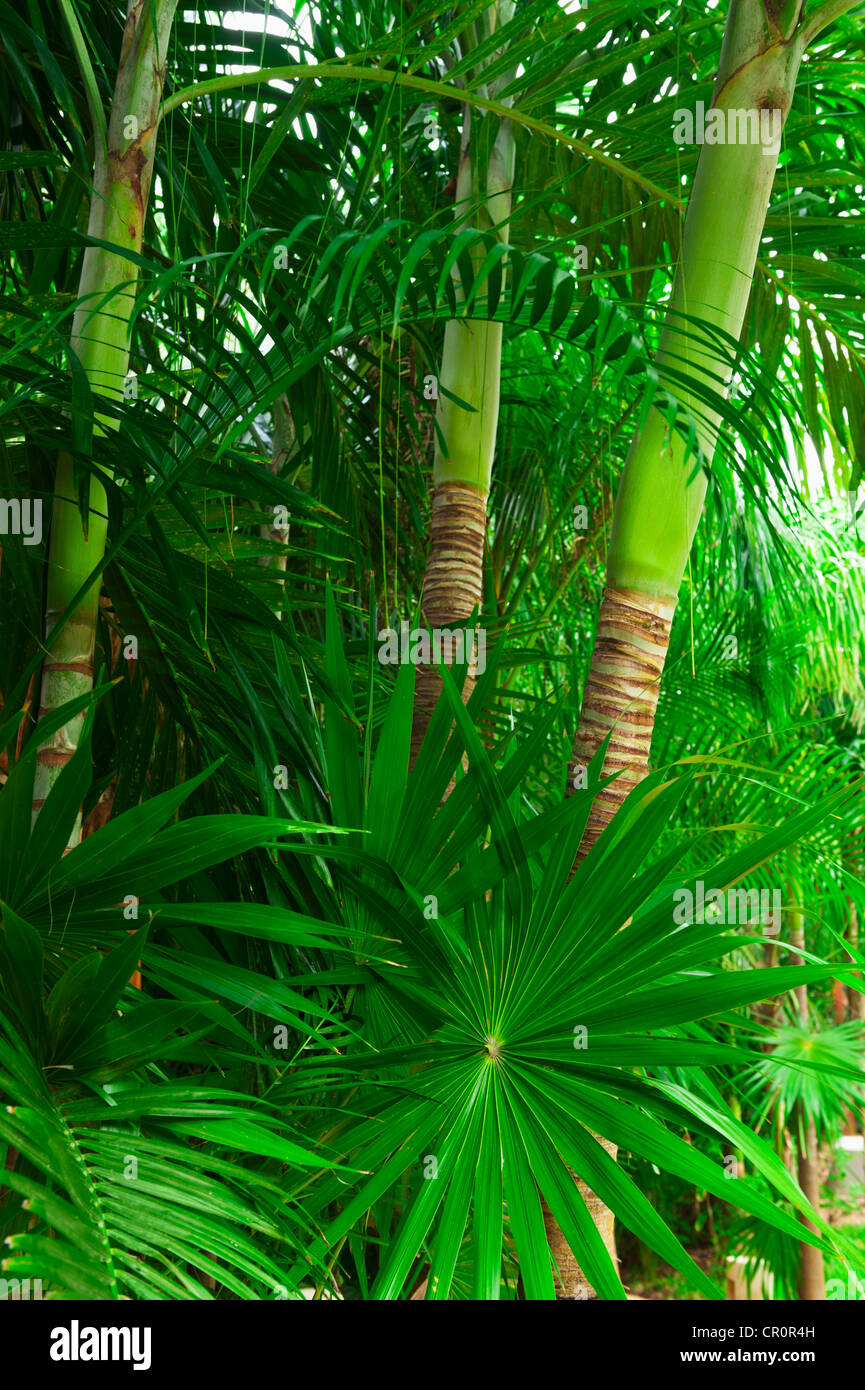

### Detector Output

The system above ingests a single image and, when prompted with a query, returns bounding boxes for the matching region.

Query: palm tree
[410,0,515,765]
[554,0,865,1298]
[33,0,178,837]
[566,0,863,859]
[1,0,864,1305]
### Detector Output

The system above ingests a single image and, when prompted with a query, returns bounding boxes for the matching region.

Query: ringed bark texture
[544,588,675,1297]
[567,586,677,862]
[35,0,177,828]
[797,1112,826,1300]
[542,1138,619,1298]
[789,913,826,1299]
[848,902,865,1022]
[33,616,95,819]
[409,481,487,770]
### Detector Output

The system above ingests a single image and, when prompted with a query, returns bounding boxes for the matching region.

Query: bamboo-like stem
[34,0,178,834]
[410,2,514,768]
[569,0,813,850]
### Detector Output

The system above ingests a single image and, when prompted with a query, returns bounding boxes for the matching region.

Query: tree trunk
[569,0,814,826]
[34,0,177,837]
[410,481,488,766]
[542,1137,618,1299]
[567,588,676,858]
[797,1110,826,1300]
[409,2,514,768]
[790,897,826,1299]
[849,900,865,1023]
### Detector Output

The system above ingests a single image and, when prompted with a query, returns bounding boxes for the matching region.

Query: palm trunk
[409,2,514,767]
[796,1110,826,1299]
[790,893,826,1299]
[568,589,677,858]
[569,0,862,835]
[848,899,865,1023]
[542,1137,618,1300]
[411,481,490,763]
[33,0,177,835]
[559,0,859,1299]
[569,0,817,841]
[843,898,864,1138]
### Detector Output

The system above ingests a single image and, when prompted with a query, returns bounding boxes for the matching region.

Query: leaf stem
[160,64,684,214]
[58,0,108,153]
[800,0,864,45]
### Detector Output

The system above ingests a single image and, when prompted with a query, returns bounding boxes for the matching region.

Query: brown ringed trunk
[541,1139,619,1299]
[567,587,677,865]
[797,1110,826,1300]
[546,588,675,1297]
[409,481,487,773]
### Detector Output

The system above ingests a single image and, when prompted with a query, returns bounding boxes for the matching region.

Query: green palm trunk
[34,0,178,832]
[410,1,515,765]
[568,0,860,860]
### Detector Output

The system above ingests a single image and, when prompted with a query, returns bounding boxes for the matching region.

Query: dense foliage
[1,0,864,1301]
